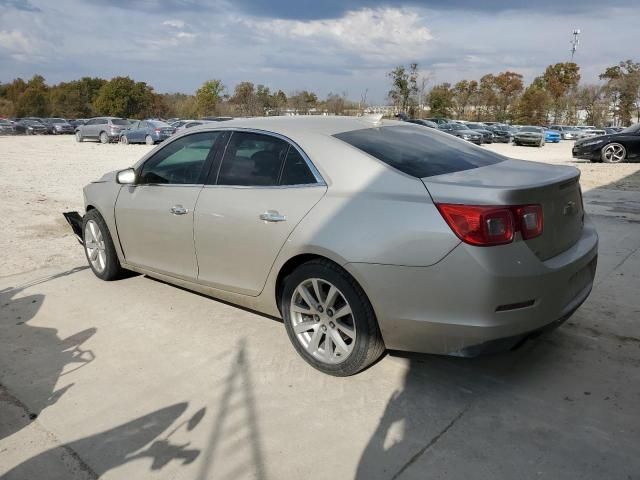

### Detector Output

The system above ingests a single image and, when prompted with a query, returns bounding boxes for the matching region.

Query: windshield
[50,118,65,123]
[111,119,129,125]
[621,123,640,134]
[148,120,171,127]
[334,125,504,178]
[564,127,580,132]
[521,127,543,133]
[466,123,484,129]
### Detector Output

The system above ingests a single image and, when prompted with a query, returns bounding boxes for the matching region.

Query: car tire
[82,209,125,281]
[601,143,626,163]
[75,131,83,142]
[120,135,129,145]
[281,259,385,376]
[99,132,109,144]
[145,135,154,145]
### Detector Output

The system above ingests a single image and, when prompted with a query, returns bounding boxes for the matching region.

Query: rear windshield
[334,125,505,178]
[111,119,129,125]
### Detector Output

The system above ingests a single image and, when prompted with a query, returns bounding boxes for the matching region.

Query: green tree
[542,62,581,123]
[599,60,640,125]
[16,75,50,117]
[92,77,156,118]
[195,79,225,117]
[288,90,318,114]
[428,83,454,118]
[516,78,550,125]
[388,63,418,113]
[231,81,260,116]
[452,80,478,119]
[493,71,524,121]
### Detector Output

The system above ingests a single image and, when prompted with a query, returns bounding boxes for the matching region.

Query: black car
[438,123,483,145]
[21,117,53,134]
[0,118,15,135]
[572,123,640,163]
[464,122,495,144]
[486,124,514,143]
[406,119,438,128]
[425,117,452,126]
[14,119,48,135]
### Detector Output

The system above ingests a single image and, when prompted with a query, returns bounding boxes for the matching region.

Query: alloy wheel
[289,278,356,364]
[84,220,107,273]
[602,143,626,163]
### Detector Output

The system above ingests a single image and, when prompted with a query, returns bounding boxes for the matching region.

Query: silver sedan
[65,116,598,376]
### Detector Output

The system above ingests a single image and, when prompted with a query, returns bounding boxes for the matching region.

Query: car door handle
[259,211,286,222]
[170,205,188,215]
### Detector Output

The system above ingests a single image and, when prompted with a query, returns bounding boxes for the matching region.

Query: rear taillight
[155,128,161,133]
[436,203,543,247]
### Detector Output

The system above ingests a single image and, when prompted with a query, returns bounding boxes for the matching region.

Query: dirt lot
[1,135,639,479]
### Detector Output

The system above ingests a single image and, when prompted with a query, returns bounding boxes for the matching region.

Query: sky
[0,0,637,103]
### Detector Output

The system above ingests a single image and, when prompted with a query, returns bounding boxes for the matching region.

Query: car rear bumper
[345,219,598,356]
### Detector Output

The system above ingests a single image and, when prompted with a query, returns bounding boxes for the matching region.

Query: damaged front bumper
[63,211,84,244]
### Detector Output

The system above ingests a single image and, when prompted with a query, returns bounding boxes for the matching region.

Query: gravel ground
[0,135,638,277]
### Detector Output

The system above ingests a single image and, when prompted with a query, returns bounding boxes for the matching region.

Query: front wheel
[120,135,129,145]
[83,210,125,281]
[281,259,385,376]
[601,143,626,163]
[75,131,83,142]
[145,135,154,145]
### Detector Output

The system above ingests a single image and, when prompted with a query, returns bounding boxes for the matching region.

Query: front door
[195,131,327,296]
[115,131,223,280]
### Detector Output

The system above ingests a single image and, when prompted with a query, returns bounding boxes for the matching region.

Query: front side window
[334,125,505,178]
[217,132,289,186]
[138,131,220,185]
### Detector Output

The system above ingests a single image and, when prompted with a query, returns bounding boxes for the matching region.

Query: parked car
[438,123,483,144]
[572,123,640,163]
[545,130,561,143]
[14,119,48,135]
[69,119,87,129]
[464,122,495,144]
[425,117,452,126]
[406,119,438,128]
[45,118,75,134]
[21,117,53,134]
[513,126,546,147]
[76,117,131,143]
[174,120,213,132]
[0,118,15,135]
[120,120,176,145]
[577,129,606,139]
[486,124,513,143]
[549,125,582,140]
[63,117,597,376]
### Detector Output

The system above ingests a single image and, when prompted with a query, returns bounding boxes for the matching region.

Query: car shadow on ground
[0,266,95,441]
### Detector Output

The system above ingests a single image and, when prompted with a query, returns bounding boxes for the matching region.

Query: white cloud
[0,29,34,53]
[163,19,185,29]
[244,8,432,61]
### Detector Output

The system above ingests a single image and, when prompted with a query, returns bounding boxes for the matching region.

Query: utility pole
[570,29,580,62]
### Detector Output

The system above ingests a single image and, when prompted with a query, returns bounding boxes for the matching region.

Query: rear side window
[281,147,316,185]
[334,125,504,178]
[217,132,289,186]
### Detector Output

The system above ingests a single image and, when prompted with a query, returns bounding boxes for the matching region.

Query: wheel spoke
[336,322,355,339]
[323,334,333,361]
[332,304,352,319]
[90,248,98,261]
[324,286,339,309]
[294,321,317,334]
[330,330,349,355]
[291,304,312,314]
[297,285,317,311]
[89,221,98,240]
[311,279,323,305]
[308,328,322,354]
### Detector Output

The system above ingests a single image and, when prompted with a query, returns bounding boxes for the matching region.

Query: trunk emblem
[563,201,578,216]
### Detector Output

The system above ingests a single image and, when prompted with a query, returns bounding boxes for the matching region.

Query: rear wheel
[145,135,154,145]
[281,259,385,376]
[99,132,109,144]
[83,210,125,281]
[601,143,626,163]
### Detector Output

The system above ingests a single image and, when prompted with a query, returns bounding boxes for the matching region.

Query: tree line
[389,59,640,126]
[0,75,357,120]
[1,58,638,125]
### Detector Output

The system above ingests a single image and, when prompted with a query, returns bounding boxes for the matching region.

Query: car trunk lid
[422,159,584,260]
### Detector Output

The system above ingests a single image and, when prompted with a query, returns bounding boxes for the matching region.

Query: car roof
[196,115,406,138]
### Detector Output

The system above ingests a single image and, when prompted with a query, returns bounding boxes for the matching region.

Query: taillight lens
[436,203,543,247]
[155,128,161,133]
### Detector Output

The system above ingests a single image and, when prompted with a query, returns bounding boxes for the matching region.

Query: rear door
[115,131,223,279]
[194,130,327,296]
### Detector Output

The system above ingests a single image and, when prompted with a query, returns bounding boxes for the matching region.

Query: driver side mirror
[116,168,136,184]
